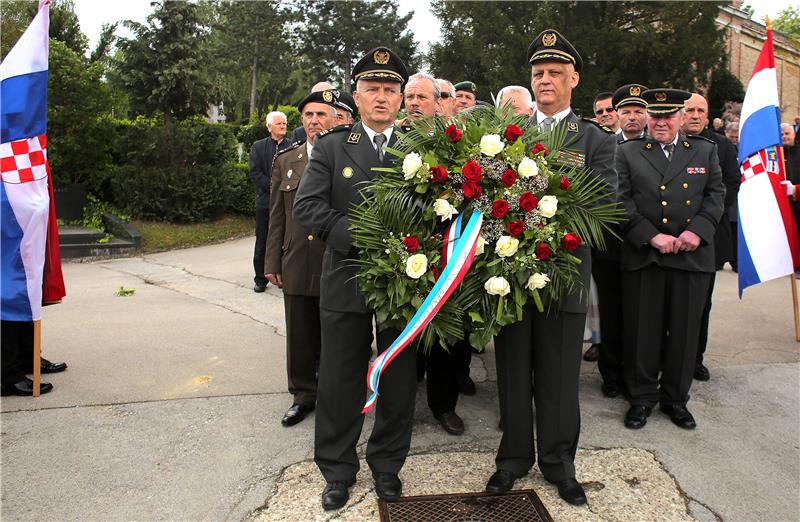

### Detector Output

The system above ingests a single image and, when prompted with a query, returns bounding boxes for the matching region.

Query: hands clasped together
[649,231,701,254]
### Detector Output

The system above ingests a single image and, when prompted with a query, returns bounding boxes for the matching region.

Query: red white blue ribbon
[362,209,483,413]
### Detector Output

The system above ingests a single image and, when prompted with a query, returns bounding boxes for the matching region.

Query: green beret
[454,81,477,94]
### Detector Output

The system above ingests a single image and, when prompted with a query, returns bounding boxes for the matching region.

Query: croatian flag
[736,26,800,297]
[1,0,65,321]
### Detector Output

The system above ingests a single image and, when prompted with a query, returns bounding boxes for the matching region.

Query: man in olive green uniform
[293,47,414,511]
[486,29,618,507]
[617,89,724,431]
[266,89,340,427]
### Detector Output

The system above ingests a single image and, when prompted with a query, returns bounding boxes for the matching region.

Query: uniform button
[307,235,314,241]
[686,218,692,223]
[662,218,669,224]
[660,185,666,191]
[683,183,689,189]
[686,200,691,205]
[286,184,291,189]
[661,201,668,206]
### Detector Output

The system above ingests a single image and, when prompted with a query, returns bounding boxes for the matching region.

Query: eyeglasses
[440,92,454,99]
[595,108,616,115]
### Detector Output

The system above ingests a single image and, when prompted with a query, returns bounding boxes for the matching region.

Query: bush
[707,67,745,119]
[111,116,239,222]
[226,162,256,216]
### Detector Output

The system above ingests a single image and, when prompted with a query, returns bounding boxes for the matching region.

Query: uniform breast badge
[342,167,354,178]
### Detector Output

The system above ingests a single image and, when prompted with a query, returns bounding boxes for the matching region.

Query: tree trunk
[343,59,352,93]
[249,54,258,118]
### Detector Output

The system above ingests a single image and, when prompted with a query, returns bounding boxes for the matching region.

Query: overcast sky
[73,1,795,57]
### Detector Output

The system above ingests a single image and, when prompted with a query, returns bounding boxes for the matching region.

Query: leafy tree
[116,1,211,123]
[773,6,800,41]
[429,1,726,116]
[707,67,745,119]
[295,0,420,92]
[0,0,87,59]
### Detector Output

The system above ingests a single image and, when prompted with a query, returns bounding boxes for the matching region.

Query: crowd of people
[243,28,800,513]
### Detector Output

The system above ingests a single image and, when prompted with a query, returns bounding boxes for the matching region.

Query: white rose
[402,153,423,180]
[433,199,457,222]
[518,157,539,178]
[484,276,511,296]
[494,235,519,258]
[475,235,486,255]
[479,134,505,157]
[405,253,428,279]
[538,195,558,218]
[526,272,550,290]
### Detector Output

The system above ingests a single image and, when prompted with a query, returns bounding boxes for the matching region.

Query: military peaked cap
[335,91,356,116]
[298,89,340,113]
[642,88,691,115]
[454,81,477,94]
[612,84,648,110]
[352,46,408,84]
[527,29,583,72]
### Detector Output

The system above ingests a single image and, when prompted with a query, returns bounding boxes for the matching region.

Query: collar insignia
[347,133,361,144]
[645,143,653,149]
[567,121,578,132]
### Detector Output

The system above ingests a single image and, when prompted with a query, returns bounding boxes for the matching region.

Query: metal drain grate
[378,489,553,522]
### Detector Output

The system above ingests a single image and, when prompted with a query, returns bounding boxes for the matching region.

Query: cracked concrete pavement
[1,237,798,521]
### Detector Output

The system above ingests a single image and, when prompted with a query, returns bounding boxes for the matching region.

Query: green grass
[134,214,256,254]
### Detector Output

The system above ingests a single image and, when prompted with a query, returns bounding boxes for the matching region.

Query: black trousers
[622,267,710,408]
[591,257,624,388]
[284,294,321,406]
[422,339,468,415]
[1,320,32,384]
[253,205,269,285]
[696,272,717,365]
[493,306,584,482]
[315,309,417,482]
[730,220,738,270]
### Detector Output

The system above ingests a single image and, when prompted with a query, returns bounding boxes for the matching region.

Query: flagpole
[32,319,42,396]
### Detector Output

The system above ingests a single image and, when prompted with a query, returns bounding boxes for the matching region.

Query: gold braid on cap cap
[354,70,403,82]
[531,49,575,64]
[647,104,683,114]
[615,97,646,108]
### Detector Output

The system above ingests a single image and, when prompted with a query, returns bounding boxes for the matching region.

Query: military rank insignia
[686,167,707,174]
[645,143,653,150]
[347,133,361,144]
[567,122,578,133]
[342,167,354,178]
[683,141,691,148]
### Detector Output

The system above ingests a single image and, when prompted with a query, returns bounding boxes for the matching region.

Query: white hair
[407,72,441,99]
[266,111,286,125]
[437,78,455,97]
[495,86,532,108]
[781,122,793,130]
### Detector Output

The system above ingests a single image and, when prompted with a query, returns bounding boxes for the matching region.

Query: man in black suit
[617,89,724,432]
[249,111,290,293]
[294,47,414,511]
[682,93,740,381]
[485,29,618,506]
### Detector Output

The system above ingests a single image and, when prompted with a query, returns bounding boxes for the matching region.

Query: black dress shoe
[1,378,53,396]
[433,411,465,435]
[583,343,600,362]
[486,469,521,494]
[601,381,620,398]
[253,282,267,293]
[457,374,476,395]
[373,472,402,500]
[548,478,587,506]
[624,405,652,429]
[40,358,67,374]
[660,404,697,430]
[694,363,710,381]
[281,403,313,427]
[321,478,354,511]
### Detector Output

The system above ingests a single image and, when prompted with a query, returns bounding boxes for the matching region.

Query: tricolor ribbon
[362,209,483,413]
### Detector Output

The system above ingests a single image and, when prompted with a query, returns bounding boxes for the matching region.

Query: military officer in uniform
[293,47,415,511]
[613,84,648,143]
[486,29,617,506]
[617,89,724,431]
[266,89,340,427]
[454,80,478,112]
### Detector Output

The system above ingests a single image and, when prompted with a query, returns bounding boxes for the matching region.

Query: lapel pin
[342,167,354,178]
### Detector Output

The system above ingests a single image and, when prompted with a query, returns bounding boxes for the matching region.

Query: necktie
[373,133,386,163]
[664,143,675,161]
[540,117,555,132]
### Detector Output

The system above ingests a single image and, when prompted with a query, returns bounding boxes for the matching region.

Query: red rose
[445,124,462,142]
[562,233,582,252]
[431,265,441,280]
[519,192,538,212]
[430,166,448,183]
[462,160,483,182]
[504,124,524,142]
[462,181,482,200]
[530,143,549,157]
[536,242,553,260]
[403,236,420,253]
[559,175,570,190]
[500,169,517,187]
[491,200,510,219]
[508,220,524,237]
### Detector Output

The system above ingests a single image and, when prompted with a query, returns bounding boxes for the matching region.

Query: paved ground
[1,237,799,521]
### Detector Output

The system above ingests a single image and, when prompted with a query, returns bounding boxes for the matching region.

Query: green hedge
[111,117,240,222]
[227,162,256,216]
